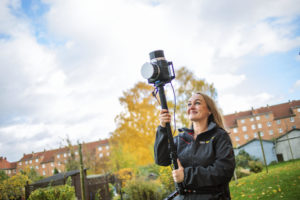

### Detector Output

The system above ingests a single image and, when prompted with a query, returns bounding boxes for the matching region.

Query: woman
[154,92,235,200]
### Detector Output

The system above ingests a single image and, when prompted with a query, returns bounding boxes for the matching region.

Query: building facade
[0,139,110,177]
[224,100,300,147]
[275,129,300,161]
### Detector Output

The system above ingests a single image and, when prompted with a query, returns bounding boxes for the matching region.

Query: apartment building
[224,100,300,147]
[0,139,110,177]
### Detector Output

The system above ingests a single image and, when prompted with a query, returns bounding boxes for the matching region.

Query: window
[269,130,274,135]
[277,120,281,125]
[106,145,110,150]
[244,134,249,140]
[36,166,39,169]
[258,123,262,128]
[241,119,245,124]
[267,122,271,127]
[19,162,22,166]
[29,160,32,164]
[42,164,45,168]
[64,153,67,158]
[235,136,240,141]
[260,132,264,136]
[58,162,61,166]
[297,108,300,112]
[250,117,254,122]
[75,151,78,155]
[256,116,260,120]
[265,114,269,118]
[233,128,238,133]
[279,128,283,133]
[25,161,28,165]
[106,152,110,156]
[292,125,296,129]
[290,117,294,122]
[98,146,103,151]
[51,162,54,167]
[242,126,247,132]
[57,154,60,158]
[251,124,256,130]
[254,132,258,138]
[35,158,39,163]
[99,153,103,158]
[43,171,46,175]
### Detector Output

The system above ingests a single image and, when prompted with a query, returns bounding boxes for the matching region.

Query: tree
[110,81,159,170]
[53,167,59,174]
[0,170,9,182]
[20,166,43,182]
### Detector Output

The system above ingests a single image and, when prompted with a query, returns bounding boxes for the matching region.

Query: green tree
[0,170,9,182]
[53,167,59,174]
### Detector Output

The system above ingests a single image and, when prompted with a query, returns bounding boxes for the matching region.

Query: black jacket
[154,122,235,200]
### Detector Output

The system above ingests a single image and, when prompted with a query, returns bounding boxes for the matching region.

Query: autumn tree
[110,82,159,170]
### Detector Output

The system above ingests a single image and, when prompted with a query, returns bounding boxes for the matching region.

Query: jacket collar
[179,122,217,139]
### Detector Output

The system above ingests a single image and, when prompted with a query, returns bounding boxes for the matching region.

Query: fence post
[79,143,86,200]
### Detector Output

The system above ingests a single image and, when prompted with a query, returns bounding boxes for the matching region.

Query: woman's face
[187,94,211,122]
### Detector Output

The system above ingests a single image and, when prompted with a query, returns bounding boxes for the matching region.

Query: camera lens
[141,62,160,80]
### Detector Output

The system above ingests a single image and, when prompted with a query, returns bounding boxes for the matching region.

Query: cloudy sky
[1,0,300,162]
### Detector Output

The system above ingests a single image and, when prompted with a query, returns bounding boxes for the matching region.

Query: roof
[18,139,109,164]
[32,169,83,185]
[235,138,274,149]
[224,100,300,128]
[276,128,300,141]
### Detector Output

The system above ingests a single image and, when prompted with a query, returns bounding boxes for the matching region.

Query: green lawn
[230,159,300,199]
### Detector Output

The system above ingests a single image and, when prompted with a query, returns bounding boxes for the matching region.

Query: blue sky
[0,0,300,161]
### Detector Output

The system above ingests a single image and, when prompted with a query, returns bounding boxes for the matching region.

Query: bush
[235,167,251,179]
[28,181,75,200]
[248,160,263,173]
[123,178,164,200]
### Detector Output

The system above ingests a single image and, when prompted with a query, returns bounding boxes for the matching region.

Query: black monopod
[141,50,184,200]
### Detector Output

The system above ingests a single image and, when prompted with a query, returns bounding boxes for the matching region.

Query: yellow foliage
[0,173,30,200]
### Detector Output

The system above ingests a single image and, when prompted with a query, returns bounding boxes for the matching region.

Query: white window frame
[256,116,260,120]
[251,124,256,130]
[269,130,274,135]
[290,117,294,122]
[233,128,238,133]
[258,123,262,128]
[244,134,249,140]
[242,126,247,132]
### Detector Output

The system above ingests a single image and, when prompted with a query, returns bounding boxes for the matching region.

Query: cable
[170,82,177,136]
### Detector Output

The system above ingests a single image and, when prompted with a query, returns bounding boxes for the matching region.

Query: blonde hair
[191,92,225,129]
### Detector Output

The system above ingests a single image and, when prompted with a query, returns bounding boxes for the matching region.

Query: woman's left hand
[172,159,184,183]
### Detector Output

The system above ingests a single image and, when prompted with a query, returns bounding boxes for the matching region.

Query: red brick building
[224,100,300,147]
[0,139,110,177]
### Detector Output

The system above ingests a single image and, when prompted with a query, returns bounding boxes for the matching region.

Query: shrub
[28,180,75,200]
[123,178,164,200]
[235,167,251,179]
[0,174,30,200]
[248,160,263,173]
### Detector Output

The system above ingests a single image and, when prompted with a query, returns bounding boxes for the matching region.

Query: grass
[229,159,300,199]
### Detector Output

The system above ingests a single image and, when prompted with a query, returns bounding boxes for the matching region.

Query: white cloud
[207,73,246,90]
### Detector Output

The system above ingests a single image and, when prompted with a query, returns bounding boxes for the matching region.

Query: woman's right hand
[159,109,171,127]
